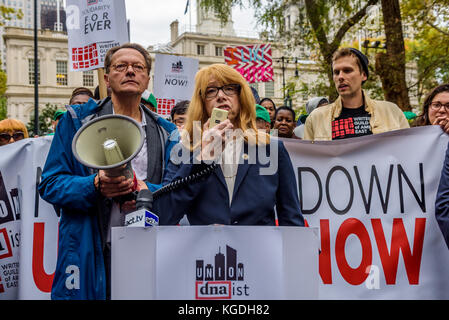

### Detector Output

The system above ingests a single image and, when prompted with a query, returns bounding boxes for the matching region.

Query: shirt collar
[111,105,147,127]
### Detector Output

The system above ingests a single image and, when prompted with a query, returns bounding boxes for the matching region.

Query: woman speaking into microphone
[154,64,304,226]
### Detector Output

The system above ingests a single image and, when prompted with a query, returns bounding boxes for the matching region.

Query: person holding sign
[155,64,304,227]
[414,83,449,134]
[39,43,178,300]
[304,48,409,141]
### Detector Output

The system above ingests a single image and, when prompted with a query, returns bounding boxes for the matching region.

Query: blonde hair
[0,118,29,138]
[183,64,269,149]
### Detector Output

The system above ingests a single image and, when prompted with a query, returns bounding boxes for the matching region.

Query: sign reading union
[195,245,249,300]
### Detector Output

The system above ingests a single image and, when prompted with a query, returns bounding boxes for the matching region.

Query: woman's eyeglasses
[203,84,241,100]
[0,132,25,144]
[430,102,449,111]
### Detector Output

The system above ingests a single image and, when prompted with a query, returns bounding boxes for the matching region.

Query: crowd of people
[0,43,448,300]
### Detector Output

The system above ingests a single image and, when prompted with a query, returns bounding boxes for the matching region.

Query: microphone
[125,189,159,227]
[124,163,219,227]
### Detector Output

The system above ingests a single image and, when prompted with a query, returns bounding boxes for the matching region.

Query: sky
[124,0,258,47]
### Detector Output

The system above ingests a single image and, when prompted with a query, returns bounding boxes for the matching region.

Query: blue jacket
[154,139,305,226]
[38,98,178,299]
[435,141,449,249]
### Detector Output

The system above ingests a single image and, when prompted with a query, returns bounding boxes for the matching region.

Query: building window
[28,58,40,85]
[197,44,205,55]
[265,81,274,97]
[56,60,68,86]
[83,70,94,87]
[215,46,223,57]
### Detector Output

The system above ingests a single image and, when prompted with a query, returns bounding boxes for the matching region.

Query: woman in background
[414,83,449,134]
[273,106,296,139]
[0,118,29,146]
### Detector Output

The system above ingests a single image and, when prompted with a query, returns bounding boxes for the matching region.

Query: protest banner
[224,44,273,83]
[0,137,55,300]
[153,54,199,116]
[66,0,129,71]
[283,126,449,299]
[1,126,448,299]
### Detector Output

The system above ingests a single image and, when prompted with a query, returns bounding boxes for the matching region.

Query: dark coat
[435,141,449,249]
[155,138,305,226]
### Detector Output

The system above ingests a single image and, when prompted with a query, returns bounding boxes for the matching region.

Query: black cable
[153,163,218,199]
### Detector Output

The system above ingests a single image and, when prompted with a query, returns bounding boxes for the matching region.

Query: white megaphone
[72,114,145,195]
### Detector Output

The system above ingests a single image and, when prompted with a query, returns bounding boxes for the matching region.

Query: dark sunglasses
[0,132,25,142]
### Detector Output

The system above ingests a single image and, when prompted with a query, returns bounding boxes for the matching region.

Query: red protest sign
[224,44,273,84]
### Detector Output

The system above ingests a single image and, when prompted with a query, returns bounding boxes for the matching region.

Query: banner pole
[97,68,107,99]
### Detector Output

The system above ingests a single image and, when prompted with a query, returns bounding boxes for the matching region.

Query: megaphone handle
[132,171,138,191]
[105,162,134,179]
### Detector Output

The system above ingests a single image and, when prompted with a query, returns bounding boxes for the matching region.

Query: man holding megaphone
[39,43,178,300]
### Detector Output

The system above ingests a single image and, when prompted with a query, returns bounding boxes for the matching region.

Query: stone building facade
[3,27,98,123]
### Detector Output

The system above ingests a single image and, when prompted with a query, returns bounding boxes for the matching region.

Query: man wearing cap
[141,90,158,113]
[49,110,66,135]
[304,47,409,141]
[255,104,271,133]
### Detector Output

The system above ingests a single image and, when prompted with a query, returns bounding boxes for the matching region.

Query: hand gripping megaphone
[72,114,144,201]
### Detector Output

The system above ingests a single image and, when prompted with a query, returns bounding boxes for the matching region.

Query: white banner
[153,53,199,101]
[0,137,56,300]
[283,126,449,299]
[111,226,319,300]
[66,0,128,71]
[1,126,449,299]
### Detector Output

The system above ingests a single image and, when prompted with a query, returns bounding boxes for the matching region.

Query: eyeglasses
[173,118,186,126]
[111,63,147,73]
[430,102,449,111]
[203,84,241,100]
[0,132,24,144]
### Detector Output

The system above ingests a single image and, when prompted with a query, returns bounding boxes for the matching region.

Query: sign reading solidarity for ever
[224,44,274,84]
[66,0,129,71]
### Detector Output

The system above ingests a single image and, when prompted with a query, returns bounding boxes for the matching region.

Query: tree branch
[330,0,380,51]
[426,21,449,36]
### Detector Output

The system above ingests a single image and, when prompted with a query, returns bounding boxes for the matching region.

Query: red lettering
[225,48,239,65]
[319,219,332,284]
[32,222,55,292]
[371,218,425,285]
[335,218,372,285]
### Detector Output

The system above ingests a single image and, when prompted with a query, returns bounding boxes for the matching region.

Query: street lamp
[284,90,292,108]
[34,0,39,136]
[274,56,301,100]
[295,58,299,78]
[362,39,386,54]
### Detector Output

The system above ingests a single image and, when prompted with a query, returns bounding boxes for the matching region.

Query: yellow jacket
[304,91,409,141]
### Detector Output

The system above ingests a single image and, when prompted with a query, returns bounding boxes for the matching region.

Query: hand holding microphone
[119,179,148,213]
[200,118,233,162]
